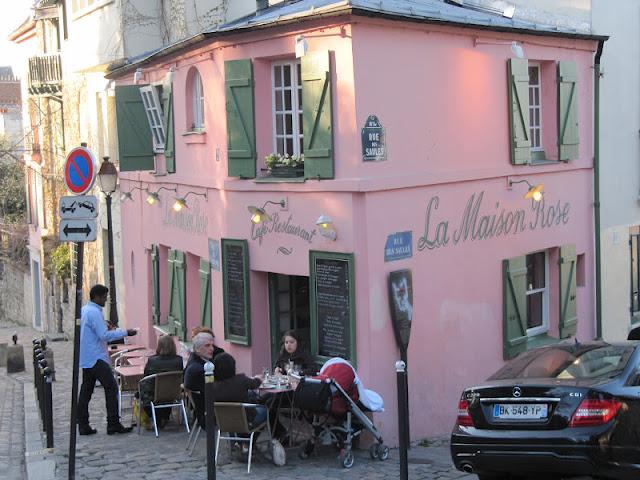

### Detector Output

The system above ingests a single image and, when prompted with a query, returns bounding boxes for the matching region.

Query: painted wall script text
[418,191,570,251]
[251,213,317,246]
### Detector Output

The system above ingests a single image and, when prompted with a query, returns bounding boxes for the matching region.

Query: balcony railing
[28,53,62,95]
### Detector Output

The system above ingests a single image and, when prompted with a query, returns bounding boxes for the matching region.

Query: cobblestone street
[0,321,471,480]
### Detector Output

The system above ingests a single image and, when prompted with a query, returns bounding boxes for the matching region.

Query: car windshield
[489,344,635,380]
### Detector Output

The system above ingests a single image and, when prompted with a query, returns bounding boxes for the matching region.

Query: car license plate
[493,403,548,420]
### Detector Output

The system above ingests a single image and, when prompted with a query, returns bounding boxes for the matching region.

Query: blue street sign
[385,231,413,262]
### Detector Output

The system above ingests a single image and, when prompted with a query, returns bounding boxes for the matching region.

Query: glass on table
[262,367,270,383]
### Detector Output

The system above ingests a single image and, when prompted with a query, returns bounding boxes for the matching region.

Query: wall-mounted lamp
[166,67,175,84]
[172,190,208,212]
[295,35,308,58]
[473,38,525,59]
[133,68,144,84]
[511,41,524,59]
[120,185,145,202]
[316,214,337,241]
[247,199,286,224]
[145,186,176,206]
[509,179,544,202]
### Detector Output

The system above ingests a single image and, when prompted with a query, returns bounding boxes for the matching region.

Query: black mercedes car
[451,341,640,480]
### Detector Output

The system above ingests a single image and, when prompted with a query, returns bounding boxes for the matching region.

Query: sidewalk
[0,321,472,480]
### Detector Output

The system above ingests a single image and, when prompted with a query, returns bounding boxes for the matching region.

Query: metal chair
[184,387,202,455]
[113,353,136,418]
[137,371,190,437]
[214,402,270,473]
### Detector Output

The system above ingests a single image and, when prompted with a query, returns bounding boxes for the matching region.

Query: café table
[108,343,144,354]
[125,356,148,367]
[114,364,145,389]
[258,375,300,446]
[121,348,155,359]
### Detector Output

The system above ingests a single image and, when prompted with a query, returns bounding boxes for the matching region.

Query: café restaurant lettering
[163,201,208,235]
[251,213,317,246]
[418,191,570,251]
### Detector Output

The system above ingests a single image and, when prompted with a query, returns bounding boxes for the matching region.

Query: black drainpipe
[594,39,605,340]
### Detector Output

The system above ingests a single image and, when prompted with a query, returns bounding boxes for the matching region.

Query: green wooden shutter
[115,85,155,171]
[557,61,579,161]
[503,255,528,359]
[199,258,212,329]
[224,59,256,178]
[162,83,175,173]
[302,51,334,179]
[151,244,160,325]
[507,58,531,165]
[559,244,578,338]
[168,249,187,340]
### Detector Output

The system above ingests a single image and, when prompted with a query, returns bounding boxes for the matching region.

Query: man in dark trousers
[77,284,138,435]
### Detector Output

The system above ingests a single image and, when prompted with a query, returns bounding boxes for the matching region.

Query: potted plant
[265,153,305,177]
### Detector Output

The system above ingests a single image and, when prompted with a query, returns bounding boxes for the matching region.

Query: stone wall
[0,259,31,326]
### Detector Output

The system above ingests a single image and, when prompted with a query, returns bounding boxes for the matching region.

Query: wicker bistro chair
[184,388,203,456]
[113,353,137,418]
[137,371,190,437]
[214,402,270,473]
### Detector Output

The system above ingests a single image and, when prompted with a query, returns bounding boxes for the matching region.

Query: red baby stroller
[294,358,389,468]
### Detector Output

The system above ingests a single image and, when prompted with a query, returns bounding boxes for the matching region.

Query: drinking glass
[262,367,270,383]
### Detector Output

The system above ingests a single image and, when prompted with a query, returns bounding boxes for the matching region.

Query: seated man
[184,332,217,426]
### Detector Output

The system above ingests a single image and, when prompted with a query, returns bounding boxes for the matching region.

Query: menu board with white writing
[312,253,354,362]
[222,239,251,345]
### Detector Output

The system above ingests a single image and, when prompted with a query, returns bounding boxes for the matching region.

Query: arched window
[188,68,204,130]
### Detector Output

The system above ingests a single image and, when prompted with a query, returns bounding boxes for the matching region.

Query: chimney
[256,0,269,12]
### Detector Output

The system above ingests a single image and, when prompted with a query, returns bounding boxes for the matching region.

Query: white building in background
[0,67,23,152]
[591,0,640,340]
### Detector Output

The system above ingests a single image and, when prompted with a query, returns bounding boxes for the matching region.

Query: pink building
[107,1,604,440]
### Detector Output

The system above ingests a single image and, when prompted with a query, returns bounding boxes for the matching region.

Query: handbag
[132,398,151,428]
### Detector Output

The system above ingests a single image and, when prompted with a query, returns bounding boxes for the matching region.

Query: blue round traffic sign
[64,147,97,195]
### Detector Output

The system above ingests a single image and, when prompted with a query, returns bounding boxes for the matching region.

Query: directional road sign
[60,219,97,242]
[64,147,97,195]
[59,195,98,220]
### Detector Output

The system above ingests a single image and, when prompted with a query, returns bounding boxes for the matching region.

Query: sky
[0,0,34,76]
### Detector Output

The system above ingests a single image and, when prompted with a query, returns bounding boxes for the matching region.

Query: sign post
[388,269,413,448]
[62,144,98,480]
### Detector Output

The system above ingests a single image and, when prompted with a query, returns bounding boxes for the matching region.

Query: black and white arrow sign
[59,219,97,242]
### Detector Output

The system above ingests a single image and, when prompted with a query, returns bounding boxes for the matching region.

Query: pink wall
[117,16,597,441]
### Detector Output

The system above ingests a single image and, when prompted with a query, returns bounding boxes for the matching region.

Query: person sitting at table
[184,332,218,426]
[139,334,183,429]
[274,330,317,376]
[212,352,267,428]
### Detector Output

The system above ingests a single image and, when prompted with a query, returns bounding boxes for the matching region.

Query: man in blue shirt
[77,284,138,435]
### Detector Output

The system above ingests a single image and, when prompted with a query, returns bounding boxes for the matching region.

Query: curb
[23,383,56,480]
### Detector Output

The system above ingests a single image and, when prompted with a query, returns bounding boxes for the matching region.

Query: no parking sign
[64,147,97,195]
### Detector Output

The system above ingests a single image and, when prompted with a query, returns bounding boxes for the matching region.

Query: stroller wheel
[299,440,314,459]
[376,444,390,461]
[339,449,355,469]
[369,444,379,459]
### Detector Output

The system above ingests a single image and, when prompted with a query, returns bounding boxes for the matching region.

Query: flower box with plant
[265,153,305,177]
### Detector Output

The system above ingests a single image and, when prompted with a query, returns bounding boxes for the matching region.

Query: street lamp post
[97,156,119,326]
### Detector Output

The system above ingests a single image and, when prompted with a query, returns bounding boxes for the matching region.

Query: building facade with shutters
[108,0,603,439]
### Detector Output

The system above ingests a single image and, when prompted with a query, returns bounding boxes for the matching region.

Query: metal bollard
[43,366,54,448]
[396,361,409,480]
[204,361,216,480]
[38,359,48,426]
[33,344,41,386]
[41,341,56,382]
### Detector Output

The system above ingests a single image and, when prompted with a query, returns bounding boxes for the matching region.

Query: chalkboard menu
[222,239,251,345]
[310,251,355,364]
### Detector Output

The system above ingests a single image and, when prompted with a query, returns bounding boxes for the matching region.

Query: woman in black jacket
[140,335,183,426]
[274,330,317,376]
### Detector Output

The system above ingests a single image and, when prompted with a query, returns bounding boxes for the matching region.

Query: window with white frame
[139,85,165,152]
[191,70,204,131]
[528,64,542,151]
[272,61,303,156]
[526,251,548,335]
